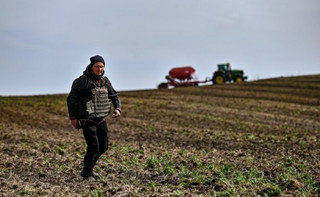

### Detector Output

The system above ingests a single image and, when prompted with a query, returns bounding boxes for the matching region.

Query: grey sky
[1,0,319,95]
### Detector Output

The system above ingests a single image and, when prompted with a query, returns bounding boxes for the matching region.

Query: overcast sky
[1,0,319,96]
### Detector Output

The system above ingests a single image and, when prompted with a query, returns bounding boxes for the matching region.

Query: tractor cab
[217,63,231,72]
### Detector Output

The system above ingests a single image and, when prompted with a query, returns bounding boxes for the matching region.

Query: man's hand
[112,109,121,118]
[71,119,78,128]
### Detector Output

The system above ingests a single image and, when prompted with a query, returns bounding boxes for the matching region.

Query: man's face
[92,62,105,76]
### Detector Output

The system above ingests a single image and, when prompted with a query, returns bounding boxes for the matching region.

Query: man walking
[67,55,121,180]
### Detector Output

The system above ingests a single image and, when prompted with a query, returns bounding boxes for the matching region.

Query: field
[0,75,320,196]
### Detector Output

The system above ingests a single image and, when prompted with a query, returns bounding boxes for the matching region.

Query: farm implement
[158,66,210,89]
[158,63,247,89]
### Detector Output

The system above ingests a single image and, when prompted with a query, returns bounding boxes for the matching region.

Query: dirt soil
[0,75,320,196]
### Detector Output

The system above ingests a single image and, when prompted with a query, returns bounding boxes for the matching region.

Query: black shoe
[81,170,99,180]
[81,171,89,180]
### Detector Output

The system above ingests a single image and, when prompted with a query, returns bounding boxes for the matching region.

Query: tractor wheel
[214,75,225,84]
[234,76,244,83]
[158,83,168,89]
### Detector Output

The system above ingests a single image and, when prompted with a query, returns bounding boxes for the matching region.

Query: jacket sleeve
[66,76,87,119]
[106,78,122,112]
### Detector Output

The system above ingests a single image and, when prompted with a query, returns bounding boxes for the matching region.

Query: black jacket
[67,65,121,120]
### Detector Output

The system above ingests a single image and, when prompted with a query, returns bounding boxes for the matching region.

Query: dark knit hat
[90,55,105,66]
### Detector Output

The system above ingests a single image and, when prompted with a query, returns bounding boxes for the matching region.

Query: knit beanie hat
[90,55,105,66]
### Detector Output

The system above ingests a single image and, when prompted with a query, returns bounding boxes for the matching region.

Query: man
[67,55,121,180]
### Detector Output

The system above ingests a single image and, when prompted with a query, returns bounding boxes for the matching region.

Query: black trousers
[82,118,108,174]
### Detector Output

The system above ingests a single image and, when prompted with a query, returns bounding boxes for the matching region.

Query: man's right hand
[71,119,78,128]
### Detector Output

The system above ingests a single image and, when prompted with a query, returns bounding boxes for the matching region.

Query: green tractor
[212,62,247,84]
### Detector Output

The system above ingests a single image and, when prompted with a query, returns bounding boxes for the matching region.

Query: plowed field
[1,75,320,196]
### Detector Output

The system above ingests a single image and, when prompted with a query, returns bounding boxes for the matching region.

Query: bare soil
[1,74,320,196]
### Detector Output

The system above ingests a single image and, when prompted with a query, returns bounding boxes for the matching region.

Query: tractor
[212,63,247,84]
[158,63,247,89]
